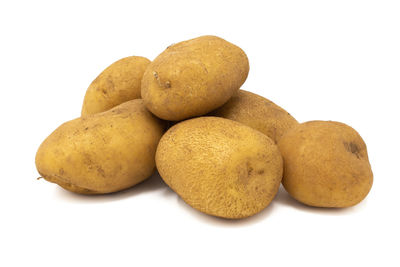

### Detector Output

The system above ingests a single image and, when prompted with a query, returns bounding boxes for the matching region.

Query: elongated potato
[36,99,166,194]
[211,90,298,143]
[141,35,249,121]
[81,56,150,116]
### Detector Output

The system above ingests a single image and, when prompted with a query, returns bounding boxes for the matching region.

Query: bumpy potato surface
[156,117,283,219]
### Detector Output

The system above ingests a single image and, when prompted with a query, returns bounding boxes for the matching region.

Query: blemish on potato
[247,164,253,176]
[96,166,106,177]
[344,141,361,158]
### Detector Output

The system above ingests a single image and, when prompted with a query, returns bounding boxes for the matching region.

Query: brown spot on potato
[106,77,115,91]
[111,109,123,114]
[83,153,93,166]
[247,165,253,176]
[344,141,360,158]
[96,166,106,177]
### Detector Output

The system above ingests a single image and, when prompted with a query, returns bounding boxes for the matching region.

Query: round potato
[156,117,283,219]
[36,99,166,194]
[81,56,150,116]
[278,121,373,207]
[211,89,298,143]
[141,35,249,121]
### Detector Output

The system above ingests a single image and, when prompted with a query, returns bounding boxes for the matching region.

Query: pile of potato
[36,35,373,219]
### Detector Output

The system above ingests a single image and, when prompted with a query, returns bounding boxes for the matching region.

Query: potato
[81,56,150,116]
[278,121,373,207]
[36,99,166,194]
[211,89,298,143]
[156,117,283,219]
[141,35,249,121]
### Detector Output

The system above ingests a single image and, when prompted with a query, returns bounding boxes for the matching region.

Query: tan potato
[156,117,283,219]
[211,89,298,143]
[36,99,166,194]
[81,56,150,116]
[278,121,373,207]
[141,35,249,121]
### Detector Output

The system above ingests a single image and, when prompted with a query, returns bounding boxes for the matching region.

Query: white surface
[1,1,399,266]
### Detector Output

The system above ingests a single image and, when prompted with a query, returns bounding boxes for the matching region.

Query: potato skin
[211,89,298,143]
[141,35,249,121]
[156,117,283,219]
[36,99,166,194]
[278,121,373,208]
[81,56,150,116]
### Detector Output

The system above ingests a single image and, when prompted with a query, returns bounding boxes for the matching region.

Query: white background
[1,1,399,266]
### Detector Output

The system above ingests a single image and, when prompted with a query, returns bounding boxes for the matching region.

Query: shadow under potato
[54,171,174,203]
[175,196,277,227]
[54,174,360,220]
[274,185,359,215]
[173,185,361,225]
